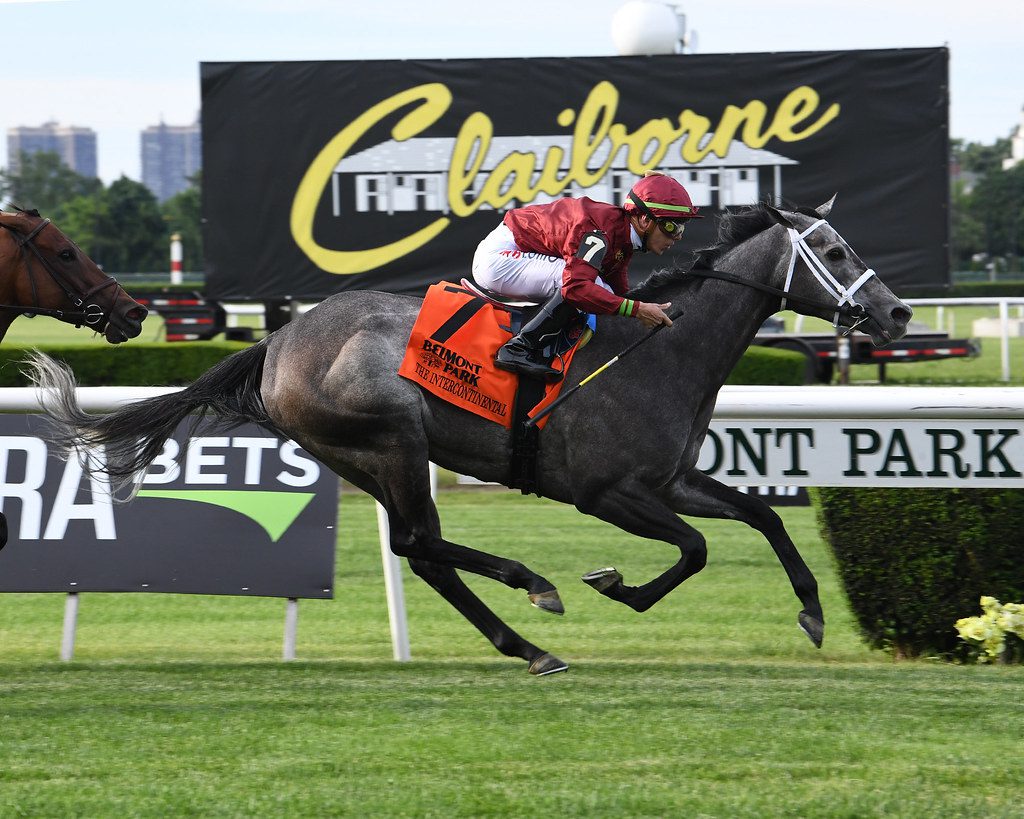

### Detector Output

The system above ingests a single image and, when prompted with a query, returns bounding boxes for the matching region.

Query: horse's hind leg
[407,559,568,675]
[665,469,824,648]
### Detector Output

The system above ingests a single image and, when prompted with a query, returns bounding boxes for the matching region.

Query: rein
[0,217,120,328]
[685,267,867,324]
[686,218,875,333]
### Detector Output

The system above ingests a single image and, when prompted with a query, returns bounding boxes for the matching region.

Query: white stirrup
[779,219,876,327]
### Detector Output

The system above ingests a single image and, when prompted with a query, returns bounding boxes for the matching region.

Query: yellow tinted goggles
[657,219,686,239]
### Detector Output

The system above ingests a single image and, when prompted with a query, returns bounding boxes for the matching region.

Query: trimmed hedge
[0,340,805,388]
[727,346,806,386]
[0,342,251,387]
[899,280,1024,299]
[814,487,1024,659]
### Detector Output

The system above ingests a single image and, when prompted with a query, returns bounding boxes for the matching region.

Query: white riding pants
[472,222,612,300]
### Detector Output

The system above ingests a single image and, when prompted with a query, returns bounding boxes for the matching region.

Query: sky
[1,0,1022,185]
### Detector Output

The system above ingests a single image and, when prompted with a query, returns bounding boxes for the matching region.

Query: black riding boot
[495,291,578,382]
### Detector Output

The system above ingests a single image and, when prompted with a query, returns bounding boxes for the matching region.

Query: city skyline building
[6,121,98,178]
[141,119,201,202]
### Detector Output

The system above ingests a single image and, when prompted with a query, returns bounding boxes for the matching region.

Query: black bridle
[685,264,867,328]
[0,214,121,329]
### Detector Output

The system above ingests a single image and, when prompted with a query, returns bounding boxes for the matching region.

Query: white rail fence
[4,385,1023,662]
[905,297,1024,383]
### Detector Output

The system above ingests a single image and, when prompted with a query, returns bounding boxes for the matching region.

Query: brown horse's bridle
[0,215,121,329]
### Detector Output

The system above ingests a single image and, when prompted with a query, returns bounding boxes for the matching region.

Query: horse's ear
[814,194,837,219]
[765,203,798,229]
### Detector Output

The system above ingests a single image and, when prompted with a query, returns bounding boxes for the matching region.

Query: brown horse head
[0,207,148,343]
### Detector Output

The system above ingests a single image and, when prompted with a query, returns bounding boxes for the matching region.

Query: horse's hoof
[528,653,569,676]
[581,567,622,594]
[798,611,825,648]
[528,589,565,615]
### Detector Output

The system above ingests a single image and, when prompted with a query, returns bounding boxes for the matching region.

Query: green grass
[4,314,172,346]
[2,493,1022,817]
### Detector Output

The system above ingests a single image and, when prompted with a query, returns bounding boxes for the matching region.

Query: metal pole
[169,233,183,286]
[999,299,1010,382]
[377,502,411,661]
[375,462,436,662]
[60,592,79,661]
[836,331,851,385]
[282,598,298,661]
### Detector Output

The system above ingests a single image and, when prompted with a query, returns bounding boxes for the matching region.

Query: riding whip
[524,307,684,428]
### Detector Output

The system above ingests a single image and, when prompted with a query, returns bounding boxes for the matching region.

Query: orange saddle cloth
[398,282,582,429]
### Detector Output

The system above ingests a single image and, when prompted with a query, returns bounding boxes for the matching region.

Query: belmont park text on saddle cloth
[398,282,585,428]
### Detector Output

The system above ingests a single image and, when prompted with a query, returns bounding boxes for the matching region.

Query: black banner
[0,416,338,598]
[201,48,949,301]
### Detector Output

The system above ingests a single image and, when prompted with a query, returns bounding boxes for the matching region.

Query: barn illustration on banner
[329,135,799,216]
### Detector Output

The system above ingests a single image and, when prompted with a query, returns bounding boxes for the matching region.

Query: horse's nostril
[127,306,149,323]
[892,306,913,325]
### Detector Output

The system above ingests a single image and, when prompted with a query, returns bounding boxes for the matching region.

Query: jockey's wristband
[617,298,638,317]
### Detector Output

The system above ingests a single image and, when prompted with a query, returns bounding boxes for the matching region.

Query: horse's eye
[826,247,845,261]
[58,248,75,262]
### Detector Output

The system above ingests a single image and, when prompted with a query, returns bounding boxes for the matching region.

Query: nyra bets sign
[0,416,338,598]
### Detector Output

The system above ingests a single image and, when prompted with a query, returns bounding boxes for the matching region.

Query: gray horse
[28,198,912,675]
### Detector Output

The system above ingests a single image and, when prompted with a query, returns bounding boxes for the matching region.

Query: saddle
[398,280,592,495]
[458,278,592,353]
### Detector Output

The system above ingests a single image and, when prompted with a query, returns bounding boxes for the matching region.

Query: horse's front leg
[575,479,708,613]
[664,468,824,648]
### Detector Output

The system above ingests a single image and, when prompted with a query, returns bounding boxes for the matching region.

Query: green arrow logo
[136,490,316,542]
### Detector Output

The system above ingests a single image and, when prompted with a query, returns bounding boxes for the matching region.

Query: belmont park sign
[700,386,1024,489]
[700,421,1020,487]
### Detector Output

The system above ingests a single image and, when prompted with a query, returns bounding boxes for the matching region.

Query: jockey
[472,171,702,381]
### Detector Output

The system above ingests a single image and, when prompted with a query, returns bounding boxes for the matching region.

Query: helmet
[624,172,703,220]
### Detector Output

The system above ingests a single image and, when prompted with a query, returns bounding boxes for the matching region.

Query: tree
[57,193,119,270]
[951,138,1012,175]
[950,135,1023,270]
[101,177,167,272]
[969,163,1024,265]
[161,172,203,272]
[950,179,986,267]
[0,151,102,220]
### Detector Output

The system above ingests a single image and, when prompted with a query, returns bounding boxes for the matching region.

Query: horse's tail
[24,341,274,489]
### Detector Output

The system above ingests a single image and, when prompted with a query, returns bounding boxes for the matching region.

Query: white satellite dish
[611,1,681,56]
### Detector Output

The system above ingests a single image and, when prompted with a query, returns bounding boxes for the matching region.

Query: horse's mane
[628,200,816,300]
[0,204,39,219]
